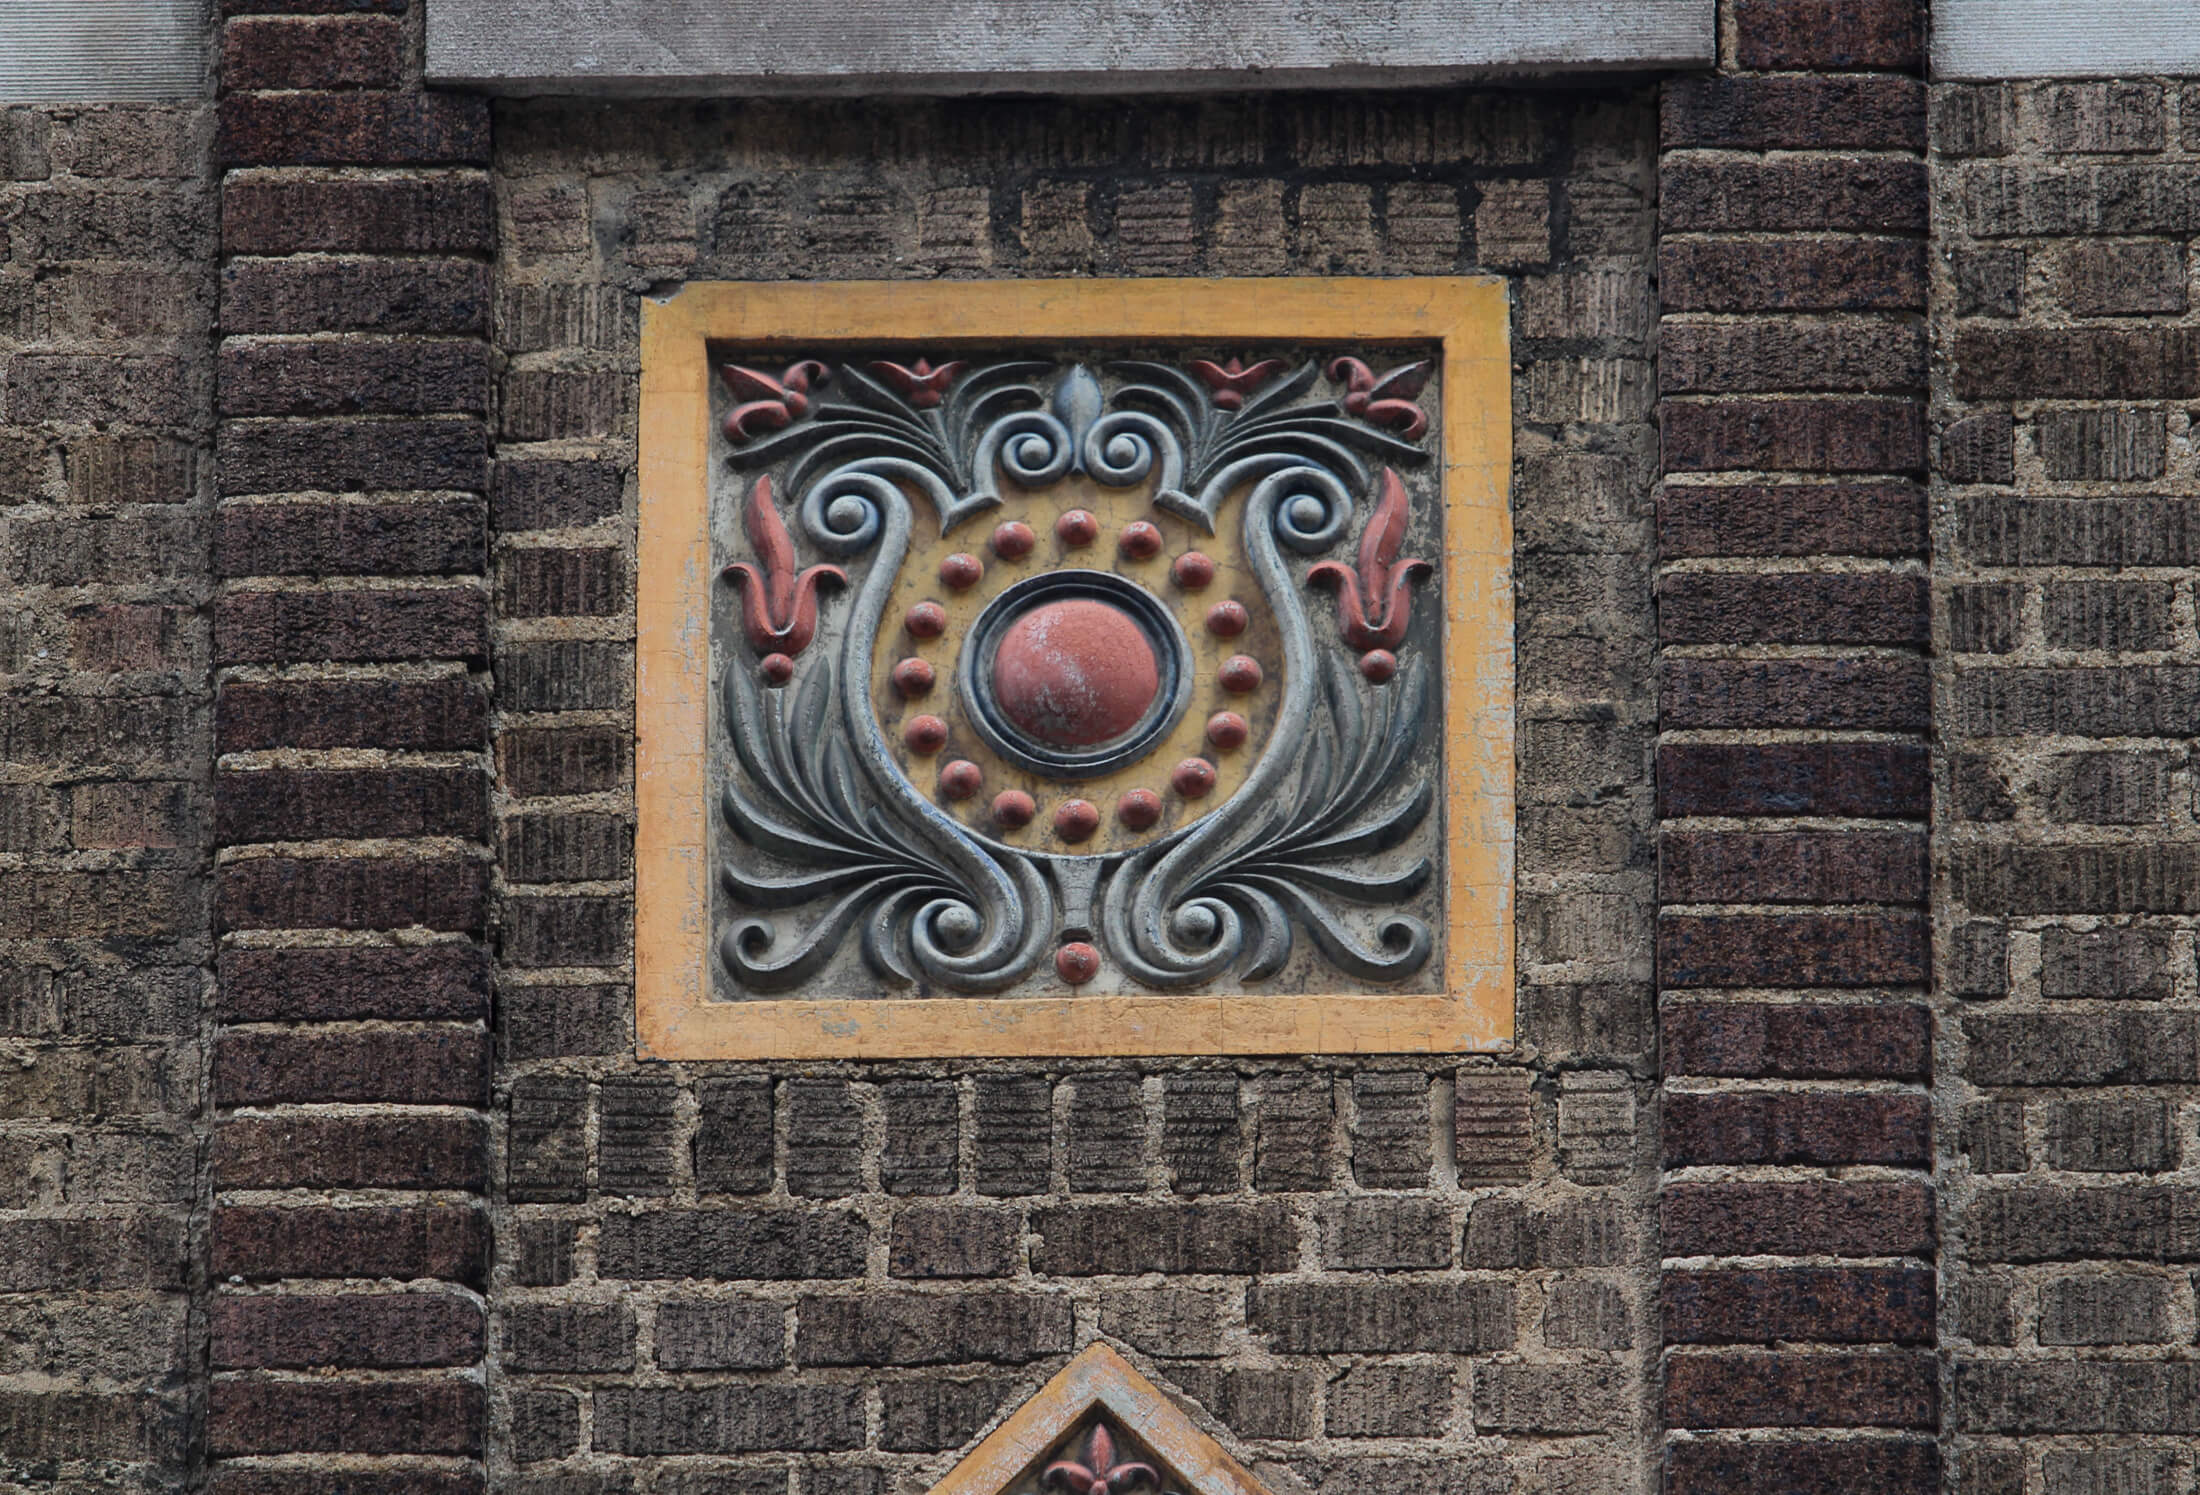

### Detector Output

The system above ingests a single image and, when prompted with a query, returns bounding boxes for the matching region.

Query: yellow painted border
[926,1342,1269,1495]
[637,278,1512,1059]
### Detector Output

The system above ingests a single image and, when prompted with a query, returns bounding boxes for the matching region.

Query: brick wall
[486,90,1663,1493]
[1655,2,1937,1491]
[207,2,496,1490]
[0,100,215,1493]
[1933,77,2200,1495]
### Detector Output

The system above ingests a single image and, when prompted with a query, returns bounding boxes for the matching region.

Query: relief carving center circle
[961,573,1194,776]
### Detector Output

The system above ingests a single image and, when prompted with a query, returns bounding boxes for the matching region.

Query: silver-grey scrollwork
[1096,465,1434,988]
[718,355,1438,996]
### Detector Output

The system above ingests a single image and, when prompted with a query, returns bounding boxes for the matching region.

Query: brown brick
[1664,1091,1930,1166]
[219,92,489,166]
[492,457,623,532]
[216,498,485,578]
[223,257,490,336]
[1662,1002,1929,1079]
[209,1473,482,1495]
[1665,1351,1935,1429]
[502,812,631,883]
[1660,829,1927,904]
[1955,327,2200,401]
[214,1113,486,1191]
[498,547,624,617]
[888,1206,1021,1279]
[218,676,486,752]
[218,856,488,933]
[1661,75,1925,151]
[1659,238,1926,313]
[222,177,496,255]
[1662,318,1924,396]
[213,1028,489,1107]
[0,869,199,939]
[795,1292,1071,1367]
[217,766,487,842]
[214,587,487,664]
[1659,911,1928,988]
[221,15,405,90]
[1665,1439,1938,1495]
[8,354,202,427]
[1734,0,1924,68]
[1951,842,2200,916]
[499,724,629,797]
[1658,572,1926,646]
[1031,1203,1295,1275]
[1659,657,1930,731]
[1658,481,1924,559]
[1662,160,1926,235]
[502,893,631,966]
[218,944,488,1023]
[210,1205,488,1285]
[217,416,488,495]
[212,1293,483,1369]
[219,338,491,417]
[1662,1181,1933,1257]
[1658,741,1930,818]
[1665,1267,1934,1345]
[1662,397,1926,473]
[208,1378,482,1456]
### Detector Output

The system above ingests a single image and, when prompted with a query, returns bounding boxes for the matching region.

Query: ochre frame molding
[636,278,1512,1059]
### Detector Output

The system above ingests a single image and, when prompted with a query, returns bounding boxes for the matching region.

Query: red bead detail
[1359,648,1399,683]
[993,599,1160,749]
[1171,551,1216,589]
[891,657,936,698]
[1118,521,1164,560]
[1116,789,1162,830]
[938,760,984,800]
[991,790,1036,829]
[1218,655,1263,693]
[902,714,949,754]
[1205,711,1249,750]
[1055,941,1101,984]
[939,552,984,589]
[1170,758,1218,798]
[759,653,795,686]
[905,601,948,639]
[1053,799,1100,842]
[1206,599,1249,637]
[991,521,1036,560]
[1056,509,1099,547]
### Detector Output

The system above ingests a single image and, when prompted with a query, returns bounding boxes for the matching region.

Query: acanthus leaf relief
[709,351,1449,1000]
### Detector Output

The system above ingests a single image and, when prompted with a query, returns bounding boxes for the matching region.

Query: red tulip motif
[1042,1424,1160,1495]
[722,475,845,660]
[1327,356,1431,440]
[1308,467,1431,653]
[722,360,829,443]
[868,357,968,409]
[1189,356,1286,410]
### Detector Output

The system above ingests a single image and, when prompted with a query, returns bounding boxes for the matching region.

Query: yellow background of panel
[636,278,1513,1059]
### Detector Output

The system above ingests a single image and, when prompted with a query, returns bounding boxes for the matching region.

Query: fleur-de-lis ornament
[722,360,829,443]
[1327,356,1431,440]
[1309,467,1431,668]
[1042,1424,1160,1495]
[1189,356,1287,410]
[868,357,968,409]
[722,475,846,682]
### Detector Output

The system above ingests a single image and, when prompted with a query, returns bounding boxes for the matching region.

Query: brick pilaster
[208,2,494,1488]
[1655,2,1937,1490]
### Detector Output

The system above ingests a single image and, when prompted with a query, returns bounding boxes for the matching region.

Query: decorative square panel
[636,280,1511,1058]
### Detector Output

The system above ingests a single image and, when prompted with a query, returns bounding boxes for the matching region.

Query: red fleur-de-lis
[867,357,968,409]
[1189,356,1287,411]
[722,475,846,661]
[1327,356,1431,440]
[1308,468,1431,653]
[722,360,829,444]
[1042,1424,1160,1495]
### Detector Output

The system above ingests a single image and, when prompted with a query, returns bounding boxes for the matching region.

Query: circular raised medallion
[957,572,1193,780]
[994,599,1159,749]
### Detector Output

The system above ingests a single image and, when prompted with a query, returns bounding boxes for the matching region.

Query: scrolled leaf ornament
[712,352,1445,999]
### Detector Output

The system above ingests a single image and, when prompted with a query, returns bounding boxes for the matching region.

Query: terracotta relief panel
[636,280,1511,1057]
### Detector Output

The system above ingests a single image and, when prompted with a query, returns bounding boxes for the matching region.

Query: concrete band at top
[424,0,1716,95]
